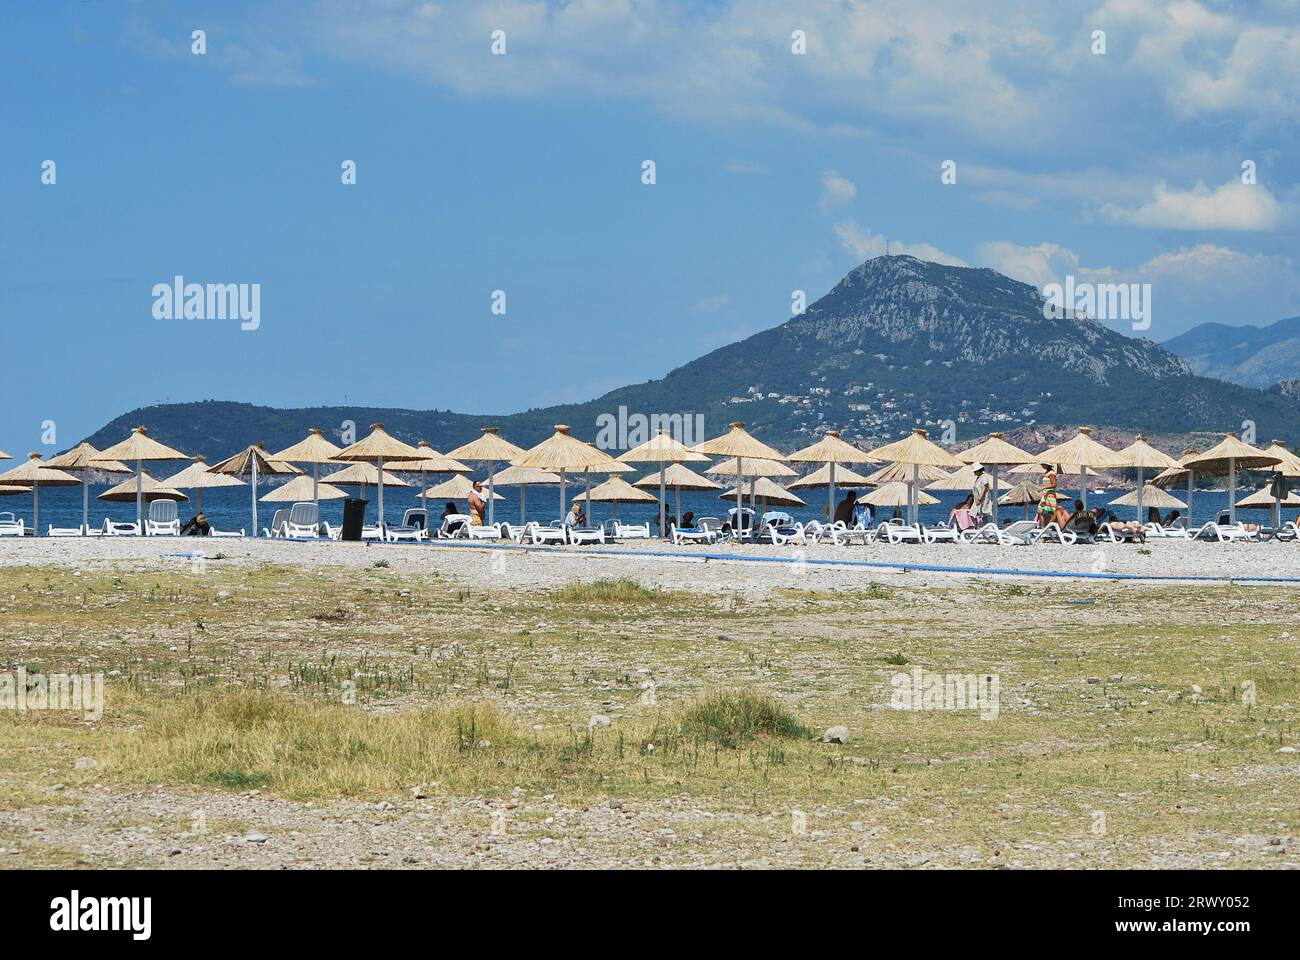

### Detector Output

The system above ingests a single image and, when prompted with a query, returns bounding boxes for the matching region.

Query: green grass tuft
[677,691,811,748]
[550,578,667,604]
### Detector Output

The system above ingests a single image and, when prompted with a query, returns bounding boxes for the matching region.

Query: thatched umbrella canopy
[785,430,878,521]
[512,425,618,520]
[635,463,721,490]
[955,432,1035,523]
[0,484,30,497]
[706,457,795,478]
[98,471,188,504]
[585,475,659,524]
[419,474,504,507]
[864,428,963,524]
[323,462,411,487]
[1027,427,1125,510]
[695,422,785,533]
[92,427,191,533]
[0,453,81,535]
[446,428,527,527]
[45,442,131,536]
[331,423,425,530]
[0,449,10,462]
[260,475,348,503]
[1114,435,1179,518]
[1110,484,1187,512]
[866,460,949,486]
[1151,448,1201,523]
[998,478,1042,518]
[859,481,940,509]
[1236,485,1300,509]
[720,478,805,510]
[574,444,632,524]
[271,428,345,513]
[209,444,301,536]
[159,455,246,513]
[395,441,472,522]
[1184,433,1281,524]
[1256,441,1300,524]
[925,464,1014,492]
[491,464,560,524]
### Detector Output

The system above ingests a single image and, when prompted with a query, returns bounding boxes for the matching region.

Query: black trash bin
[341,497,368,541]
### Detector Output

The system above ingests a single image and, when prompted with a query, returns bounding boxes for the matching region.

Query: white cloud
[834,220,969,267]
[1100,179,1285,230]
[817,169,857,211]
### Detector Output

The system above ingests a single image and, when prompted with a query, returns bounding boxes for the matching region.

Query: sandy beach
[2,533,1299,595]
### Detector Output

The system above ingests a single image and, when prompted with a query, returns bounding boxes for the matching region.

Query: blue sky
[3,0,1298,448]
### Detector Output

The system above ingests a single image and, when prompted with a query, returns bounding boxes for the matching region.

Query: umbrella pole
[584,470,592,524]
[1229,459,1237,525]
[1136,466,1145,521]
[520,485,526,525]
[34,483,40,537]
[560,470,567,521]
[910,463,918,526]
[1274,472,1282,529]
[252,457,259,536]
[135,459,143,535]
[82,476,89,536]
[487,461,496,526]
[735,458,743,537]
[377,457,385,533]
[313,463,320,514]
[675,482,681,530]
[991,465,1000,526]
[828,461,836,522]
[655,465,665,535]
[1187,470,1194,527]
[1081,469,1087,512]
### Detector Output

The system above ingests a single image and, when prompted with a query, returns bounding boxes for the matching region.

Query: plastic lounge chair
[671,523,713,545]
[385,508,430,542]
[102,518,140,536]
[464,523,503,541]
[0,513,25,537]
[922,522,961,544]
[47,523,88,536]
[262,508,291,539]
[613,521,651,540]
[209,525,244,538]
[878,520,923,544]
[1034,522,1078,545]
[500,522,528,543]
[145,499,181,536]
[1144,522,1190,540]
[436,514,471,538]
[1193,521,1259,542]
[282,502,322,540]
[767,522,807,546]
[962,520,1038,545]
[568,527,606,545]
[529,523,568,545]
[825,520,871,545]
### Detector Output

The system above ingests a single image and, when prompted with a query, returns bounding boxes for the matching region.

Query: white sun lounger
[209,526,245,538]
[48,524,93,537]
[280,502,323,540]
[613,522,651,540]
[922,522,961,544]
[145,499,181,536]
[766,522,808,546]
[1144,522,1190,540]
[825,520,872,545]
[670,523,714,545]
[567,527,606,545]
[465,523,504,541]
[102,518,140,536]
[529,523,568,545]
[1193,521,1260,542]
[262,508,291,539]
[961,520,1038,545]
[878,521,923,544]
[0,513,25,537]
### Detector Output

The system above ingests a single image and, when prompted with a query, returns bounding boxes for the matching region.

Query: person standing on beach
[969,463,993,525]
[1037,463,1058,527]
[834,490,858,525]
[467,480,486,526]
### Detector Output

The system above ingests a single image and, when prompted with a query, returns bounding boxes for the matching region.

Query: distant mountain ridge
[1163,316,1300,389]
[82,256,1300,456]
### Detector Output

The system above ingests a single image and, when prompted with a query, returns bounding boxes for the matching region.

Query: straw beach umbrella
[0,453,80,535]
[926,464,1013,492]
[1235,485,1300,509]
[707,456,798,523]
[260,475,347,504]
[1259,440,1300,526]
[324,462,412,498]
[1109,484,1187,512]
[419,473,504,505]
[864,429,963,525]
[578,444,633,527]
[1114,435,1179,519]
[865,460,949,486]
[956,432,1036,524]
[787,463,874,490]
[1033,427,1127,510]
[999,478,1042,519]
[490,464,560,524]
[695,422,785,538]
[208,444,300,536]
[332,423,425,532]
[859,481,940,512]
[397,441,471,522]
[45,442,130,536]
[784,429,878,525]
[617,429,710,538]
[1152,448,1200,523]
[586,475,659,524]
[1184,433,1280,525]
[159,455,246,513]
[446,427,527,527]
[271,429,345,514]
[98,471,188,503]
[511,425,618,521]
[720,478,805,510]
[92,427,191,533]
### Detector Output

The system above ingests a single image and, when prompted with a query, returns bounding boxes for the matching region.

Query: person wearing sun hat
[970,462,994,526]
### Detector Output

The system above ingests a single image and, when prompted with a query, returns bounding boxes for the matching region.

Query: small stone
[1278,746,1298,753]
[823,726,850,744]
[1085,677,1100,684]
[588,715,611,730]
[168,848,182,857]
[1191,684,1203,695]
[243,831,269,844]
[74,757,97,770]
[1108,675,1123,683]
[217,591,230,599]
